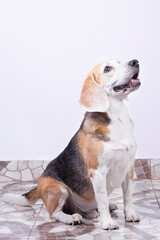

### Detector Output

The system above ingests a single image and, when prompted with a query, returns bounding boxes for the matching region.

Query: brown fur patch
[88,168,96,178]
[82,183,95,201]
[86,63,103,84]
[23,187,39,204]
[77,129,103,170]
[130,166,134,181]
[38,177,68,219]
[76,125,105,201]
[76,112,111,201]
[79,63,107,108]
[78,112,111,170]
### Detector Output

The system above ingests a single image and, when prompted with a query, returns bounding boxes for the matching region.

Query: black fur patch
[42,132,90,196]
[22,187,37,199]
[84,112,111,125]
[80,112,111,142]
[93,131,110,142]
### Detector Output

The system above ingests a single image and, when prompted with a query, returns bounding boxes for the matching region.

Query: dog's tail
[2,187,40,207]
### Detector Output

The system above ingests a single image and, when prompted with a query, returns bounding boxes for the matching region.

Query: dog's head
[80,59,141,111]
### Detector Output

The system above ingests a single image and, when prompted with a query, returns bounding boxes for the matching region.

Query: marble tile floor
[0,180,160,240]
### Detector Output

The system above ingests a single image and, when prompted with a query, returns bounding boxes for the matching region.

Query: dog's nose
[128,59,139,68]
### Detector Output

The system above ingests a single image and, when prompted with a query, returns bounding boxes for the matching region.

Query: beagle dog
[3,59,141,230]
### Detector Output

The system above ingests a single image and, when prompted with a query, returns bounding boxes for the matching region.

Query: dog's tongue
[130,78,140,85]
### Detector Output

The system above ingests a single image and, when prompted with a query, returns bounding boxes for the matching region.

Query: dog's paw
[101,218,119,230]
[58,213,82,225]
[53,212,82,225]
[70,213,83,225]
[109,202,118,212]
[125,210,140,222]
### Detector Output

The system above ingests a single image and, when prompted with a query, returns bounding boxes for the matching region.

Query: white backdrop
[0,0,160,160]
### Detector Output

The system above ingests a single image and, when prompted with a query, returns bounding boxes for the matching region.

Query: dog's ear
[80,72,109,112]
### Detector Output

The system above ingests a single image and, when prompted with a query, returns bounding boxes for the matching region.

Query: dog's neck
[108,96,126,113]
[81,93,130,121]
[107,96,129,122]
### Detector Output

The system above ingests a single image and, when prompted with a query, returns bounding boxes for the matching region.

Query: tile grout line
[150,159,152,179]
[27,204,44,240]
[150,179,160,208]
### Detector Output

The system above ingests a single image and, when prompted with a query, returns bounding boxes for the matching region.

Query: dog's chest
[108,116,136,151]
[99,112,136,191]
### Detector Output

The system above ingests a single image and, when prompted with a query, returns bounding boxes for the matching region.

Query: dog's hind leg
[38,177,82,225]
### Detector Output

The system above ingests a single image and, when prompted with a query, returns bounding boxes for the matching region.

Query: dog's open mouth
[113,73,141,92]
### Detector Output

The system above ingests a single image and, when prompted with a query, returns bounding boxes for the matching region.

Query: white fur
[81,59,139,113]
[103,97,136,193]
[86,59,141,228]
[53,187,83,224]
[122,172,140,222]
[53,212,82,225]
[2,193,31,206]
[91,97,140,228]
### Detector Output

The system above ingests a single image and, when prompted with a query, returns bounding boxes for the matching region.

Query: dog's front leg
[91,168,119,230]
[122,168,140,222]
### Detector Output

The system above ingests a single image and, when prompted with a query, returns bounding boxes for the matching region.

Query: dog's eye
[104,66,112,73]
